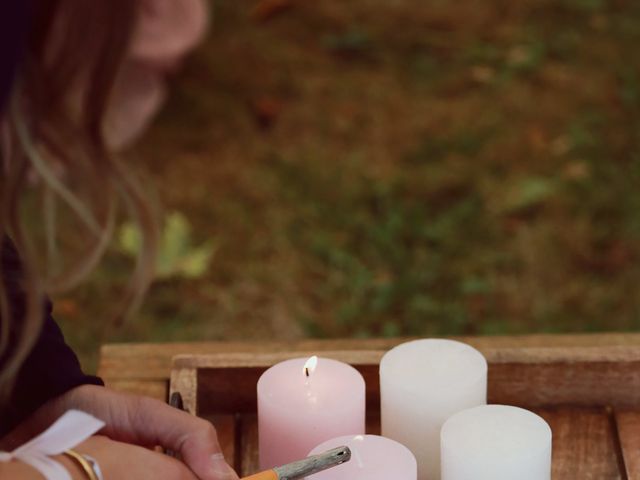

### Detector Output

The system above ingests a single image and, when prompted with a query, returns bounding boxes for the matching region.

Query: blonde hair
[0,0,157,397]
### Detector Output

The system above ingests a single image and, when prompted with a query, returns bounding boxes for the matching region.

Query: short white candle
[308,435,417,480]
[380,339,487,480]
[258,356,365,469]
[441,405,552,480]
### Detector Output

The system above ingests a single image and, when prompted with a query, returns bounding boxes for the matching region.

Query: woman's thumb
[179,424,239,480]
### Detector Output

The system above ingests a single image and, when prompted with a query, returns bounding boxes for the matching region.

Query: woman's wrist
[0,459,38,478]
[0,456,86,479]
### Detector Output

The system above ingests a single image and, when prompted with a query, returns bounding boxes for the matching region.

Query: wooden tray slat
[176,346,640,415]
[615,410,640,479]
[366,412,381,436]
[100,334,640,383]
[239,415,259,477]
[105,379,168,400]
[205,414,237,471]
[537,408,623,480]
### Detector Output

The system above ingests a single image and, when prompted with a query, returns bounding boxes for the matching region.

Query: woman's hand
[73,435,201,479]
[2,385,238,480]
[0,435,203,479]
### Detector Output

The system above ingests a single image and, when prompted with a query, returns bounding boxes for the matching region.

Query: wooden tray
[169,345,640,479]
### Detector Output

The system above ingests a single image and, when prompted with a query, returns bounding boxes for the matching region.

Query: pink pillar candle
[308,435,417,480]
[258,356,366,469]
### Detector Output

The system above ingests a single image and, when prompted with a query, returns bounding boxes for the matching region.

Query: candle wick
[305,367,310,378]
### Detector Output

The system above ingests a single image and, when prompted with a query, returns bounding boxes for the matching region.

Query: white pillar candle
[308,435,417,480]
[258,356,365,470]
[380,339,487,480]
[441,405,552,480]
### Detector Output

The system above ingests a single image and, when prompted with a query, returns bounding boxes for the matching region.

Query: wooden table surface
[98,333,640,479]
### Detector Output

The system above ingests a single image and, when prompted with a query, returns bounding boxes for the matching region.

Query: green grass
[50,0,640,371]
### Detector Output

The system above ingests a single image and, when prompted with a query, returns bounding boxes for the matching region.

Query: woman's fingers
[176,422,239,480]
[111,392,239,480]
[77,435,200,479]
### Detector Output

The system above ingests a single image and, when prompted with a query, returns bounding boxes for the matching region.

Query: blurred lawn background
[55,0,640,372]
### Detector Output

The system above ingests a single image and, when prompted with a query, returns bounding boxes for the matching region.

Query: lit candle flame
[303,355,318,378]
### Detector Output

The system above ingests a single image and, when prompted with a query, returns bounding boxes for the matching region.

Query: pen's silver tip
[274,445,352,480]
[333,446,351,464]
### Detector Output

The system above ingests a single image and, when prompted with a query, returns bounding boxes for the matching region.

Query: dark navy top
[0,1,103,438]
[0,239,103,438]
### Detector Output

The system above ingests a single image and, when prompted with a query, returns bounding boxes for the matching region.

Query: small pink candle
[258,356,365,469]
[308,435,417,480]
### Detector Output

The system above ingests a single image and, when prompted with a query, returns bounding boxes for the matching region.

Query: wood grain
[99,333,640,381]
[240,414,260,477]
[102,335,640,406]
[615,409,640,479]
[488,346,640,408]
[172,345,640,414]
[101,379,167,401]
[169,367,198,415]
[537,407,623,480]
[366,412,381,436]
[201,414,237,471]
[105,342,640,410]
